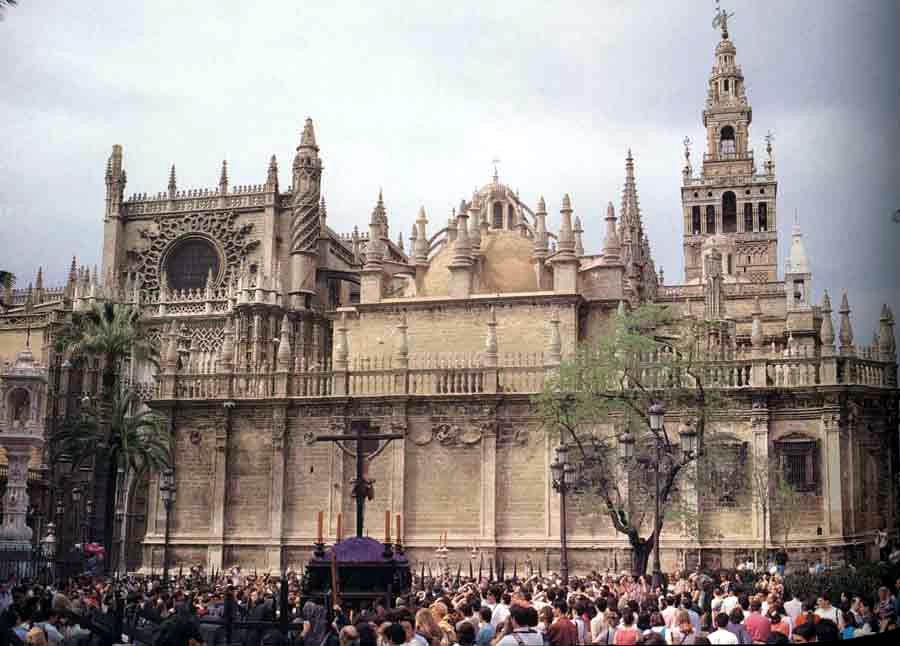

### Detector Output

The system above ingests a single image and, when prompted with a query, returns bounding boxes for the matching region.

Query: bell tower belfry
[680,5,778,284]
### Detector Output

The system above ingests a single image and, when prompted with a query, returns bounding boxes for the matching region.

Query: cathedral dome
[421,229,537,297]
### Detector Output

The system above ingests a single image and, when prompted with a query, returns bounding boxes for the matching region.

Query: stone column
[750,399,770,547]
[0,445,34,547]
[208,401,233,570]
[268,405,287,571]
[480,423,497,549]
[822,410,844,537]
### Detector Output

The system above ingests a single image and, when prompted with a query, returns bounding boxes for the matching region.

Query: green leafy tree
[534,303,726,577]
[55,302,160,567]
[0,270,15,308]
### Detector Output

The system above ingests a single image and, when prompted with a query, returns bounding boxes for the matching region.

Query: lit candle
[316,511,324,544]
[336,512,343,542]
[385,510,391,544]
[395,513,402,545]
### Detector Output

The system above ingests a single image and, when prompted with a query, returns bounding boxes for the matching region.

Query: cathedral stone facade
[1,21,897,575]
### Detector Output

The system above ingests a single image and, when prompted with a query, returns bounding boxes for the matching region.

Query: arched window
[744,203,754,232]
[722,191,737,233]
[726,254,733,274]
[492,202,503,229]
[508,204,515,230]
[724,79,730,92]
[706,205,716,234]
[691,206,701,235]
[719,125,736,155]
[758,202,768,231]
[776,436,820,493]
[166,238,220,291]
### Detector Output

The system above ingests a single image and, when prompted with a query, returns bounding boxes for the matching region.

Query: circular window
[693,192,699,198]
[745,189,751,195]
[165,238,220,291]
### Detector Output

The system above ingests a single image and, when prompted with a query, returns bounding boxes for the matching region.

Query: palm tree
[55,302,160,569]
[52,388,171,565]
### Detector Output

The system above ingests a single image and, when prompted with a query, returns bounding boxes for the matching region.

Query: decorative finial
[683,136,691,162]
[168,164,177,195]
[713,0,734,39]
[219,159,228,189]
[765,130,775,158]
[491,157,500,184]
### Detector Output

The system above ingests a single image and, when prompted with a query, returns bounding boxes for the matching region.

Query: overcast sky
[1,0,898,336]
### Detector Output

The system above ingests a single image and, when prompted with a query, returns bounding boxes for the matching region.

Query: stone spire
[468,199,481,253]
[451,202,472,265]
[372,188,389,240]
[397,231,404,253]
[573,216,584,257]
[556,194,576,256]
[878,304,895,359]
[414,206,429,266]
[820,291,835,350]
[365,190,385,270]
[838,291,854,354]
[602,202,621,263]
[446,209,458,243]
[299,117,318,150]
[319,195,327,235]
[289,117,323,306]
[168,164,177,198]
[788,216,810,274]
[266,154,279,191]
[277,315,292,370]
[533,196,548,257]
[219,159,228,194]
[104,144,126,219]
[448,201,473,297]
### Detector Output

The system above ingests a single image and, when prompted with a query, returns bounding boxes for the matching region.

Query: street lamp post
[84,499,93,545]
[550,444,576,586]
[159,468,176,587]
[618,403,698,591]
[647,403,665,591]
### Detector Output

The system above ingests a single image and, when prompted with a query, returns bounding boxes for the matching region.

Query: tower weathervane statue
[713,0,734,39]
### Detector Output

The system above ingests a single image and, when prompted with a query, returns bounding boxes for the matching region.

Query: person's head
[24,628,47,646]
[356,623,378,646]
[552,599,568,618]
[816,592,831,609]
[715,613,729,629]
[766,632,789,644]
[640,632,666,645]
[621,609,635,627]
[456,621,476,646]
[750,599,762,613]
[386,622,407,646]
[814,619,838,643]
[480,606,492,623]
[728,607,744,625]
[650,612,665,628]
[878,586,890,601]
[676,610,692,634]
[509,604,532,630]
[791,621,817,643]
[538,605,553,626]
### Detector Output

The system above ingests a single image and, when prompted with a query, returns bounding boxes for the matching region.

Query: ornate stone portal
[0,345,47,549]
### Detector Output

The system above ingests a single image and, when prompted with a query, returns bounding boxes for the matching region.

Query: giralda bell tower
[680,5,778,284]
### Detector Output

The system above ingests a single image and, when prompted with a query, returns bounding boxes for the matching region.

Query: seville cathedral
[1,17,897,576]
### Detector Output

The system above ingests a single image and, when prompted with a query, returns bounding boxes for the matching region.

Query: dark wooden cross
[314,420,404,538]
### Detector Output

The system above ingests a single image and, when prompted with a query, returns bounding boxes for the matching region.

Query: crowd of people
[0,563,897,645]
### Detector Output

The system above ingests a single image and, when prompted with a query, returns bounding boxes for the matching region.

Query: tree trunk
[93,360,117,574]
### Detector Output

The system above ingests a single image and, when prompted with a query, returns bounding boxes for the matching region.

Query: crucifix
[314,420,405,538]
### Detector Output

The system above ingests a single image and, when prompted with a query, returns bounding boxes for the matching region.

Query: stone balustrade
[148,343,896,401]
